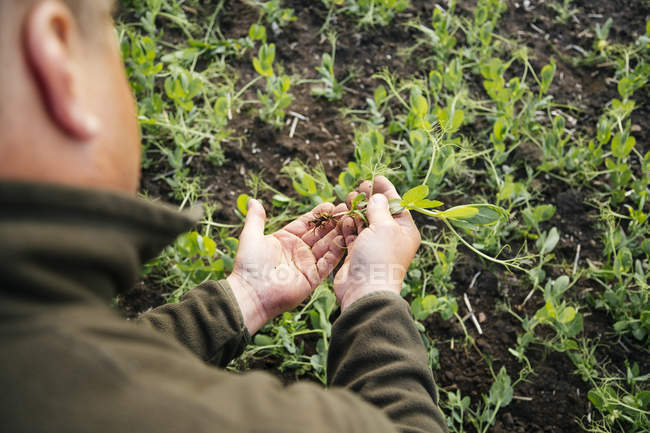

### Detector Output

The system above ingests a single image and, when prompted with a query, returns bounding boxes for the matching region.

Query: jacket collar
[0,181,199,314]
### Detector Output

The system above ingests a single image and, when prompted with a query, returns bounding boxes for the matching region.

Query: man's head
[0,0,141,193]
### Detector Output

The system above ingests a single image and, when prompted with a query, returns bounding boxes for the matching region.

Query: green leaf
[411,295,439,321]
[463,205,506,226]
[451,109,464,131]
[338,171,355,190]
[401,185,430,207]
[409,130,427,148]
[224,237,239,254]
[272,193,291,207]
[541,227,560,254]
[489,367,513,406]
[565,312,583,338]
[411,95,429,118]
[429,70,443,93]
[637,390,650,407]
[551,275,570,298]
[493,117,507,141]
[214,96,229,123]
[611,132,636,159]
[254,334,274,347]
[439,205,479,220]
[532,204,556,223]
[614,247,633,274]
[588,390,604,410]
[597,116,612,145]
[436,106,464,133]
[253,44,275,77]
[292,174,317,197]
[415,199,444,209]
[351,193,367,210]
[236,194,250,216]
[540,61,556,94]
[558,306,576,323]
[374,85,387,104]
[248,24,267,41]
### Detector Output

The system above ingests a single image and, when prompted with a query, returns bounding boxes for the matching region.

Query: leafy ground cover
[115,0,650,431]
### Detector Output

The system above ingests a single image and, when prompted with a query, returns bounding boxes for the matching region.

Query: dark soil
[119,0,650,431]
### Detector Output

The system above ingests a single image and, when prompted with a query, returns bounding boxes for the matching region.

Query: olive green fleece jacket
[0,181,447,433]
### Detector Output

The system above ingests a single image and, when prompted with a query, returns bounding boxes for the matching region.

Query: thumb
[367,194,393,225]
[240,199,266,244]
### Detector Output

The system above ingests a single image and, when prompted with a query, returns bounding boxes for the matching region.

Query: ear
[23,0,99,140]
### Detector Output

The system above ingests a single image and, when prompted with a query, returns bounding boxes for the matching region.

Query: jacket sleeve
[136,280,249,367]
[137,281,447,433]
[328,292,448,433]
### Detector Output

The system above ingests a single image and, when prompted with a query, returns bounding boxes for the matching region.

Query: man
[0,1,447,432]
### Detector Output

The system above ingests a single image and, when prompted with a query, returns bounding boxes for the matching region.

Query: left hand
[227,200,348,334]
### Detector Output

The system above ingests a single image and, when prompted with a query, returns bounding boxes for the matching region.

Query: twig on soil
[463,293,483,335]
[572,244,581,276]
[530,23,545,35]
[288,112,308,139]
[470,272,481,290]
[289,116,299,138]
[342,85,361,95]
[521,287,536,307]
[513,395,533,401]
[567,44,588,56]
[288,111,308,121]
[618,340,630,353]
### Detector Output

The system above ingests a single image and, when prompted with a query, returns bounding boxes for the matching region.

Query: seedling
[344,0,410,27]
[311,33,353,101]
[250,0,296,31]
[548,0,578,24]
[252,43,294,126]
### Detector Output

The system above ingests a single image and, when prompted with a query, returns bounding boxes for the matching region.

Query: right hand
[334,176,422,311]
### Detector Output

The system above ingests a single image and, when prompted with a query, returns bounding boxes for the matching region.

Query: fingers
[240,199,266,244]
[312,227,343,260]
[370,176,416,230]
[346,191,360,210]
[333,202,348,215]
[341,216,357,247]
[316,235,346,280]
[292,242,320,288]
[298,202,348,247]
[300,224,334,247]
[367,193,394,226]
[346,191,367,235]
[358,180,373,198]
[283,202,336,238]
[371,175,400,200]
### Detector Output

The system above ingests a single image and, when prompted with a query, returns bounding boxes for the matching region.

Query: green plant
[164,68,203,112]
[251,0,297,30]
[311,33,352,101]
[147,229,236,302]
[548,0,578,24]
[253,43,294,126]
[240,284,337,384]
[340,0,410,27]
[584,365,650,433]
[467,366,514,433]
